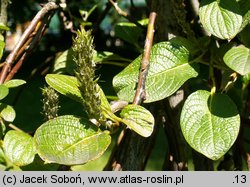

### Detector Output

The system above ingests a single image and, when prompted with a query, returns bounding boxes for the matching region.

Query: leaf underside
[120,104,154,137]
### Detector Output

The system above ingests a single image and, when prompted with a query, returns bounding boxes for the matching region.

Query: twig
[109,0,128,17]
[5,13,52,82]
[0,2,59,84]
[132,12,156,105]
[104,12,157,171]
[109,0,143,29]
[9,124,24,132]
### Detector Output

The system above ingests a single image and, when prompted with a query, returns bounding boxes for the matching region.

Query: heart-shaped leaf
[180,90,240,160]
[34,115,111,165]
[223,45,250,75]
[0,103,16,122]
[3,130,37,166]
[4,79,26,88]
[0,85,9,100]
[199,0,242,40]
[120,104,154,137]
[113,40,199,103]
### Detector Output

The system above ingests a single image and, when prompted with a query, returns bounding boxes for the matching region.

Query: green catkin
[72,28,103,121]
[41,86,60,121]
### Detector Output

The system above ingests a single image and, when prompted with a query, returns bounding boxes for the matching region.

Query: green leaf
[0,103,15,122]
[169,37,200,55]
[21,155,60,171]
[0,40,5,59]
[113,40,199,103]
[180,90,240,160]
[34,115,111,165]
[0,147,7,170]
[53,48,76,74]
[0,119,6,138]
[0,33,4,41]
[3,130,37,166]
[0,23,9,31]
[138,18,149,26]
[4,79,26,88]
[0,85,9,100]
[46,74,82,103]
[243,73,250,83]
[223,45,250,75]
[45,74,112,115]
[120,104,154,137]
[239,0,250,30]
[94,51,131,67]
[199,0,242,40]
[239,0,250,15]
[115,22,143,45]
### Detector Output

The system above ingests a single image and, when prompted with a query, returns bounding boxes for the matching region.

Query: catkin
[72,28,103,121]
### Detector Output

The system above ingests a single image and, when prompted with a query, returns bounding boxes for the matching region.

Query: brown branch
[5,13,52,82]
[104,12,157,171]
[133,12,156,105]
[109,0,144,29]
[0,2,59,84]
[109,0,128,17]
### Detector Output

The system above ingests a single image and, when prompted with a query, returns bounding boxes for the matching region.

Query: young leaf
[3,130,37,166]
[199,0,242,40]
[3,79,26,88]
[120,104,154,137]
[46,74,82,103]
[45,74,112,116]
[94,51,130,67]
[180,90,240,160]
[53,49,76,74]
[34,115,111,165]
[0,85,9,100]
[223,45,250,75]
[0,23,10,31]
[113,40,199,103]
[0,40,5,59]
[0,103,16,122]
